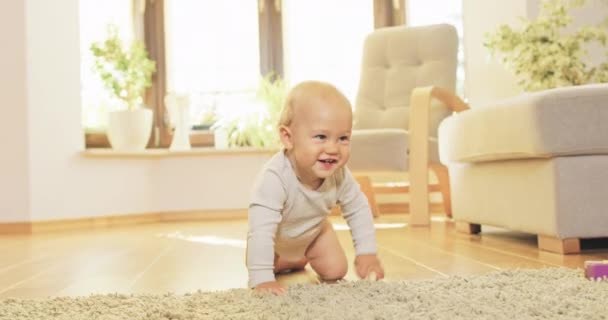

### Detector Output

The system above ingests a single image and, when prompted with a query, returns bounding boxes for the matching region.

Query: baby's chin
[314,162,344,175]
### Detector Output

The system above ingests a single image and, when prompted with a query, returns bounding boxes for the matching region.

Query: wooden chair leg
[431,164,452,218]
[537,235,580,254]
[455,222,481,234]
[355,175,380,218]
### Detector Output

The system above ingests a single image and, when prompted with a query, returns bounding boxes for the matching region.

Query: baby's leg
[273,254,308,274]
[305,221,348,282]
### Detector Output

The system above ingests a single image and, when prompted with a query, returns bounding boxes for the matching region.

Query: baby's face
[284,96,352,189]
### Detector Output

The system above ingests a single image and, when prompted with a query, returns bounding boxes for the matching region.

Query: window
[406,0,465,97]
[164,0,261,129]
[79,0,405,148]
[79,0,134,130]
[282,0,374,102]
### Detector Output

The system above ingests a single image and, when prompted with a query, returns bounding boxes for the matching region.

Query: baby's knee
[319,257,348,281]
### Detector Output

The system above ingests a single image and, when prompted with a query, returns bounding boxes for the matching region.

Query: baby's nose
[325,141,339,153]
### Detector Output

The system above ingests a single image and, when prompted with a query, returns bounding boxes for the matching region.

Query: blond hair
[278,81,352,127]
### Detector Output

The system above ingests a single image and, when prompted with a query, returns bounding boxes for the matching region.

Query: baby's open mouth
[319,159,337,164]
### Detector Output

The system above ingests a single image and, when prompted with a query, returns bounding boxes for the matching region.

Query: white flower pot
[107,109,153,151]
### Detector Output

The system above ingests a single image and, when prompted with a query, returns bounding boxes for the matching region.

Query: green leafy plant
[90,25,156,110]
[484,0,608,91]
[213,74,288,148]
[199,107,219,128]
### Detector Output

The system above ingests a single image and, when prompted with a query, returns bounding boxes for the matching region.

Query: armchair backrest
[354,24,458,136]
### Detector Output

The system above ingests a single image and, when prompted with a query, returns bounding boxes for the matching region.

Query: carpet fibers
[1,268,607,320]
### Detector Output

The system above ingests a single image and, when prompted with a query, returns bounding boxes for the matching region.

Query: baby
[246,80,384,294]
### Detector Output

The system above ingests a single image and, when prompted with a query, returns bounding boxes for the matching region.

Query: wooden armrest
[424,86,470,112]
[408,86,467,226]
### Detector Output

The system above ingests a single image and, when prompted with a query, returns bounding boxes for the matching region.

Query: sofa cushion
[448,155,608,239]
[439,84,608,163]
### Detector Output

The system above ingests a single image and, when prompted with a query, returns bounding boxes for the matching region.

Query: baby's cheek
[342,151,351,163]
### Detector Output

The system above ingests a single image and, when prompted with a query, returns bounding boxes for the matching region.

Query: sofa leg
[431,164,452,218]
[455,222,481,234]
[355,175,380,218]
[537,235,580,254]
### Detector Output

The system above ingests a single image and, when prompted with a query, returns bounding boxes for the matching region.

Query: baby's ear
[279,125,293,150]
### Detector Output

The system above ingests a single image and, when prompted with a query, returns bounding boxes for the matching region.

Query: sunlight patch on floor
[157,232,246,248]
[333,222,407,231]
[431,216,451,222]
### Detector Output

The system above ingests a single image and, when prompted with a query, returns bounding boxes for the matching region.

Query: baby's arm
[248,204,283,293]
[247,170,286,293]
[338,167,385,280]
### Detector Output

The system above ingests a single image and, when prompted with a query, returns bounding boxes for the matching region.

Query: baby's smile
[318,158,338,169]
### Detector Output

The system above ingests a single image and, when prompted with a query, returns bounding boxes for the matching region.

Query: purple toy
[584,260,608,280]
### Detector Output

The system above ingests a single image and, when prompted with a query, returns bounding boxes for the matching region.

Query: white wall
[1,1,31,222]
[2,0,271,223]
[152,156,268,212]
[463,0,529,106]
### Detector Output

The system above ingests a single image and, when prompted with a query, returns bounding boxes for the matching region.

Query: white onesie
[246,151,378,288]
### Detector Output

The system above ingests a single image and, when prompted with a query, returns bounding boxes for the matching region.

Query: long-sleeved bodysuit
[247,151,378,288]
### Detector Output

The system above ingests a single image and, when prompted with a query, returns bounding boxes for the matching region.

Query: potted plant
[484,0,608,91]
[90,25,156,151]
[212,74,288,148]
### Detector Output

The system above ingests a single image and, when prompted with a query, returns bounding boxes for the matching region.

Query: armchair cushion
[439,84,608,164]
[348,129,441,172]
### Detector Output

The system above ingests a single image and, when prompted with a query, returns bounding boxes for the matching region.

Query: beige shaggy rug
[1,268,607,320]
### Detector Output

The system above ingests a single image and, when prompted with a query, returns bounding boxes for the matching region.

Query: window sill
[84,130,216,149]
[82,147,279,158]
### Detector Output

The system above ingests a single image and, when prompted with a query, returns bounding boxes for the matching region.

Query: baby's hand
[254,281,287,295]
[354,254,385,281]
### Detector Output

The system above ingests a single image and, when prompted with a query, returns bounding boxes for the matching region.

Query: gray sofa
[438,84,608,254]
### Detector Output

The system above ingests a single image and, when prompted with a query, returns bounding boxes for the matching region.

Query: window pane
[406,0,465,97]
[164,0,260,127]
[79,0,133,129]
[283,0,374,103]
[407,0,462,26]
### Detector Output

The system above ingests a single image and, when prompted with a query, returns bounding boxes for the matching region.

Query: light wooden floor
[1,214,607,299]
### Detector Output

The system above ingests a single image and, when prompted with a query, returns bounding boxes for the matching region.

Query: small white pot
[213,128,229,149]
[166,94,192,151]
[107,109,153,151]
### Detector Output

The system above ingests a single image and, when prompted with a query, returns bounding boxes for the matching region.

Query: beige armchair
[348,23,468,226]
